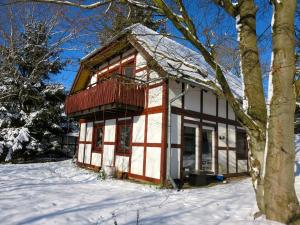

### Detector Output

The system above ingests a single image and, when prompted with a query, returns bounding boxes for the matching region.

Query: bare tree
[4,0,300,224]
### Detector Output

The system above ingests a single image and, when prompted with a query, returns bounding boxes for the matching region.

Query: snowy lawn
[1,161,299,225]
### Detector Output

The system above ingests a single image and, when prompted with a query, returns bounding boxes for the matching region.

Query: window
[93,126,104,151]
[122,62,135,78]
[237,131,247,159]
[117,124,132,153]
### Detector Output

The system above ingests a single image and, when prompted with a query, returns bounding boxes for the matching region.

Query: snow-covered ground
[1,140,300,225]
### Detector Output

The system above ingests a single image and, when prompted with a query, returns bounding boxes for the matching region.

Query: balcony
[65,76,145,117]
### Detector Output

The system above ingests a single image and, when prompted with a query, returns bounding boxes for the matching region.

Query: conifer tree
[0,21,68,162]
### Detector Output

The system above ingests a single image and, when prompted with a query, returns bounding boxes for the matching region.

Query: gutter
[167,83,190,190]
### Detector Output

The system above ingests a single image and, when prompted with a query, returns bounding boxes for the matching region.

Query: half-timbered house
[65,24,248,185]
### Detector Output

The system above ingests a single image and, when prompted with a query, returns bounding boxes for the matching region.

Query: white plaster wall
[86,122,93,142]
[170,148,180,179]
[115,156,129,172]
[228,150,236,173]
[203,90,216,115]
[218,98,227,118]
[131,146,144,175]
[184,87,201,112]
[145,147,161,179]
[132,115,145,143]
[149,70,160,80]
[148,86,163,108]
[147,113,162,143]
[135,70,147,81]
[102,145,115,166]
[169,80,182,108]
[218,123,227,147]
[171,113,181,144]
[79,123,86,142]
[78,144,85,163]
[84,144,92,164]
[228,125,236,148]
[90,75,97,85]
[91,153,102,167]
[104,119,116,142]
[238,160,248,173]
[218,150,227,174]
[228,105,235,120]
[136,53,147,69]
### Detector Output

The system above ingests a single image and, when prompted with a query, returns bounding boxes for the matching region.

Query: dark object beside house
[188,171,216,186]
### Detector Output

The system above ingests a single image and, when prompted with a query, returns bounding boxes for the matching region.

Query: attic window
[122,63,135,78]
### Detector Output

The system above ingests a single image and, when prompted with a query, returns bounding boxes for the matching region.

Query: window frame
[116,120,133,155]
[93,124,104,152]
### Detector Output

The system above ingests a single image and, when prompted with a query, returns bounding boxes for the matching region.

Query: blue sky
[51,1,274,95]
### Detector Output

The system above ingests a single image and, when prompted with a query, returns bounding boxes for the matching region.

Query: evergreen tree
[0,21,68,162]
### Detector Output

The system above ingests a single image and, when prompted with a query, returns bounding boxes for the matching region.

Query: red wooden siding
[65,78,145,115]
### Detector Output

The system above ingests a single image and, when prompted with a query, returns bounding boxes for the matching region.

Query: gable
[70,24,242,99]
[70,38,132,94]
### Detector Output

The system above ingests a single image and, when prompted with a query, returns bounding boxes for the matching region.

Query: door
[202,126,215,172]
[183,125,199,172]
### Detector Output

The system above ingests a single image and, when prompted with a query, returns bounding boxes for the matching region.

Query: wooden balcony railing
[65,77,145,115]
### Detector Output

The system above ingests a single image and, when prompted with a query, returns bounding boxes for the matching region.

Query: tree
[7,0,300,223]
[97,1,166,45]
[0,7,70,162]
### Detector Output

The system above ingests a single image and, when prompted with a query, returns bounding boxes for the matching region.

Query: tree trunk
[264,0,300,224]
[247,131,266,214]
[236,0,267,214]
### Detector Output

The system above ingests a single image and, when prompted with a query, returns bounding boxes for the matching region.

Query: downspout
[167,83,190,190]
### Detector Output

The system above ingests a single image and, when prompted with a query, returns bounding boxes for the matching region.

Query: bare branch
[174,0,197,36]
[152,0,259,131]
[2,0,114,9]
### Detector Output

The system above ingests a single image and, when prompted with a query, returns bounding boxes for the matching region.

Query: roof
[79,23,242,99]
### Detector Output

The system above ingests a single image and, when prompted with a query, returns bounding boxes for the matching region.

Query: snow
[1,127,31,161]
[129,24,243,99]
[0,163,298,225]
[0,136,299,224]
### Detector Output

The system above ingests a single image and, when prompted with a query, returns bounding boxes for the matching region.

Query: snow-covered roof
[130,24,242,98]
[81,23,243,99]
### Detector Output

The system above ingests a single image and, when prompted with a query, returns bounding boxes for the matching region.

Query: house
[64,24,248,185]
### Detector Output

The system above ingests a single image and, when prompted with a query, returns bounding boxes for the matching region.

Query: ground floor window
[117,123,132,154]
[93,125,104,152]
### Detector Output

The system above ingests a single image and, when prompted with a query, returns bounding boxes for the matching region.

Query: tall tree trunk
[237,0,267,213]
[264,0,300,224]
